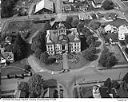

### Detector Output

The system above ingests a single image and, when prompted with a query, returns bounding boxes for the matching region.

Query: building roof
[118,25,128,34]
[44,88,56,98]
[46,23,80,44]
[34,0,53,13]
[93,0,103,4]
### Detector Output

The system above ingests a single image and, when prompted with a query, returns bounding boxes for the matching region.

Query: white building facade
[46,23,81,55]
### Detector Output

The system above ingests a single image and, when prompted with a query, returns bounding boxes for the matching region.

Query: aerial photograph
[0,0,128,98]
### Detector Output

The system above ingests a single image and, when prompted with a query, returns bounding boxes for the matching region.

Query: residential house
[104,24,118,33]
[34,0,54,14]
[90,0,103,8]
[118,25,128,40]
[46,23,81,55]
[0,44,14,65]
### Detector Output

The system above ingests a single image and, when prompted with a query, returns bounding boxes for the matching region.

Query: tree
[89,21,101,30]
[45,58,56,65]
[1,0,18,18]
[13,34,29,61]
[104,78,112,93]
[91,13,97,19]
[28,74,43,98]
[99,48,118,68]
[18,82,29,92]
[125,48,128,54]
[24,65,31,73]
[86,35,96,45]
[123,73,128,83]
[40,52,49,64]
[82,27,93,38]
[102,0,114,10]
[71,19,79,28]
[77,22,85,33]
[125,35,128,44]
[65,16,73,27]
[82,48,98,61]
[35,48,42,59]
[90,41,102,47]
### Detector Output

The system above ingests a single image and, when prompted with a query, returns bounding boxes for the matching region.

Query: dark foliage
[77,22,85,33]
[89,21,101,30]
[99,48,118,68]
[125,48,128,54]
[13,34,29,61]
[82,47,98,61]
[102,0,115,10]
[28,74,43,98]
[1,0,18,18]
[45,58,56,65]
[18,82,29,92]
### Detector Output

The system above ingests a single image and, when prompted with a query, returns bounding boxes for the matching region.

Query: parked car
[7,74,15,79]
[15,74,24,79]
[23,72,32,77]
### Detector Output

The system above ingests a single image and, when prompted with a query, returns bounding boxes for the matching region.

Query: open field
[40,53,89,71]
[106,44,127,64]
[1,59,27,76]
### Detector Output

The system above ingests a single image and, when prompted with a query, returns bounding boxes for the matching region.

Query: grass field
[1,59,28,76]
[40,53,89,71]
[106,45,127,64]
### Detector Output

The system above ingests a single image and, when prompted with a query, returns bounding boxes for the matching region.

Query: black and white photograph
[0,0,128,99]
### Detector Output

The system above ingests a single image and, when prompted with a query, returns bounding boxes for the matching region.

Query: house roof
[34,0,53,13]
[93,0,103,4]
[44,88,56,98]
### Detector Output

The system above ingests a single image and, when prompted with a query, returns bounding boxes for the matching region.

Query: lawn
[1,59,28,76]
[106,45,127,64]
[40,53,89,71]
[104,18,128,27]
[68,53,90,69]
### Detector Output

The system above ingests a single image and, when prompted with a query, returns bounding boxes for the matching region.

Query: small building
[46,23,81,55]
[91,0,103,8]
[118,25,128,40]
[34,0,54,14]
[104,24,118,33]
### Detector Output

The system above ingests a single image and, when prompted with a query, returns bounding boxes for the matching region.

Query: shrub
[28,74,43,98]
[99,48,118,68]
[94,41,102,47]
[45,58,56,65]
[89,21,101,30]
[125,48,128,54]
[18,82,29,92]
[96,49,101,54]
[102,0,115,10]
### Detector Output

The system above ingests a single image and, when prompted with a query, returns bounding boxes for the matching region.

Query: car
[15,74,24,79]
[7,74,15,79]
[23,72,32,77]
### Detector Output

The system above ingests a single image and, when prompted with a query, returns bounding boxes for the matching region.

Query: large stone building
[46,23,81,55]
